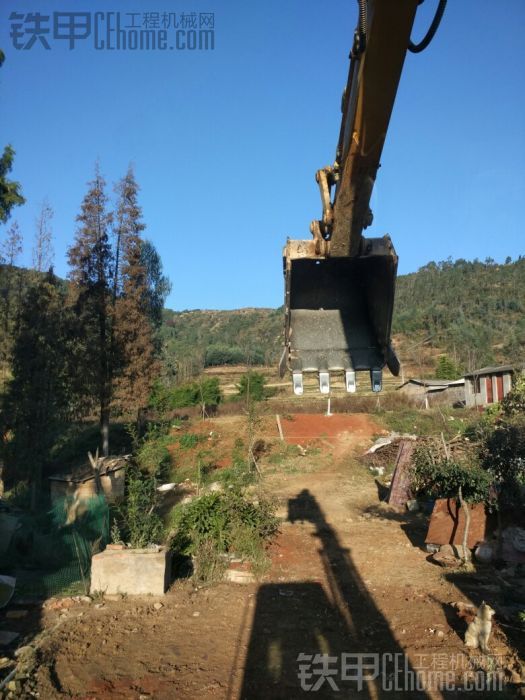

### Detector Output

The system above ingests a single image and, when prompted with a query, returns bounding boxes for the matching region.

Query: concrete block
[224,560,255,584]
[90,547,171,596]
[224,568,255,584]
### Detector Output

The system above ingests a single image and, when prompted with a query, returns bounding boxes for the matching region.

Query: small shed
[397,378,465,407]
[464,365,514,407]
[49,455,130,504]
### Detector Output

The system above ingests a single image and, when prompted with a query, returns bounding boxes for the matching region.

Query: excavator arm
[281,0,445,395]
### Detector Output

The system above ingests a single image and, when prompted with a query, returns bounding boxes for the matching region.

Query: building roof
[397,378,465,390]
[463,365,515,378]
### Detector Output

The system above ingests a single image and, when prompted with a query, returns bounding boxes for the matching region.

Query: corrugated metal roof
[463,365,515,378]
[397,378,465,390]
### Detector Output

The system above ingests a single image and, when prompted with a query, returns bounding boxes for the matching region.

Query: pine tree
[3,271,70,505]
[0,221,23,375]
[140,239,171,330]
[0,145,25,224]
[112,167,160,420]
[67,167,114,456]
[0,54,25,223]
[435,354,462,380]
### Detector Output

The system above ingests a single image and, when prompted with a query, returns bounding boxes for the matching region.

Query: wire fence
[0,495,109,597]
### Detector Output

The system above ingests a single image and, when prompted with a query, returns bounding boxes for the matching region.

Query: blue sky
[1,1,524,310]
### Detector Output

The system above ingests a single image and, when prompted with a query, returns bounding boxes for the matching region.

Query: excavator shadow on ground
[238,489,431,699]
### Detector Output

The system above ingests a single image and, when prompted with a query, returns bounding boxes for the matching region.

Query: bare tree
[32,198,54,272]
[1,220,22,266]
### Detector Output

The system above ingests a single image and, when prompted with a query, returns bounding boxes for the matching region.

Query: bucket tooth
[292,371,304,396]
[345,370,356,393]
[371,369,382,393]
[319,372,330,394]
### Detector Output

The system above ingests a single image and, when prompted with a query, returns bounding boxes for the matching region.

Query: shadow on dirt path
[239,489,430,699]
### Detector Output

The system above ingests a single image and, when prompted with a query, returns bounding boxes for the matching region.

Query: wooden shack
[397,378,465,407]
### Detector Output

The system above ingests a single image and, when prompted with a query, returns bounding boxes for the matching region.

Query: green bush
[218,438,257,489]
[205,344,244,366]
[204,344,265,367]
[410,448,492,504]
[179,433,206,450]
[480,414,525,509]
[501,373,525,416]
[435,355,462,380]
[149,377,222,410]
[135,424,172,475]
[167,383,199,408]
[237,371,268,401]
[148,381,173,413]
[113,464,165,548]
[169,490,279,582]
[198,377,222,407]
[462,405,500,443]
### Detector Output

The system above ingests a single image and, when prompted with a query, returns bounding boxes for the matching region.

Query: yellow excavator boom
[281,0,446,395]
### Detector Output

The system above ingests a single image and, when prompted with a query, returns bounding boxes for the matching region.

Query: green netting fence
[0,495,109,597]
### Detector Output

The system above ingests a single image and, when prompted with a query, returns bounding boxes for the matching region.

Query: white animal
[464,602,495,654]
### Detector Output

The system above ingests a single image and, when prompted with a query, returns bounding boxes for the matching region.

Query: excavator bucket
[277,0,445,395]
[280,236,400,394]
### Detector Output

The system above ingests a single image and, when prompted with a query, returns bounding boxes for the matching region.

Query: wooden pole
[275,414,284,441]
[458,486,472,564]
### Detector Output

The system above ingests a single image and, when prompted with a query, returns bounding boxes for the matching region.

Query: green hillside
[394,257,525,369]
[161,307,284,379]
[161,257,525,377]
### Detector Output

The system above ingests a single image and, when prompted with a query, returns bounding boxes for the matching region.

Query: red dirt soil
[280,413,381,444]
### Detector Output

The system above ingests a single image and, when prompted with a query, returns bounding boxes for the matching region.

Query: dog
[464,602,495,654]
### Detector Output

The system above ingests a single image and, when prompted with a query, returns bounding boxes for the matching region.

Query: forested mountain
[394,257,525,370]
[160,307,283,381]
[161,257,525,376]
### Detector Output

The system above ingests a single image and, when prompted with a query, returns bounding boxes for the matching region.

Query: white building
[464,365,514,407]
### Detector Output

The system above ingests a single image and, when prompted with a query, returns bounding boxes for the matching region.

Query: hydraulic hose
[408,0,447,53]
